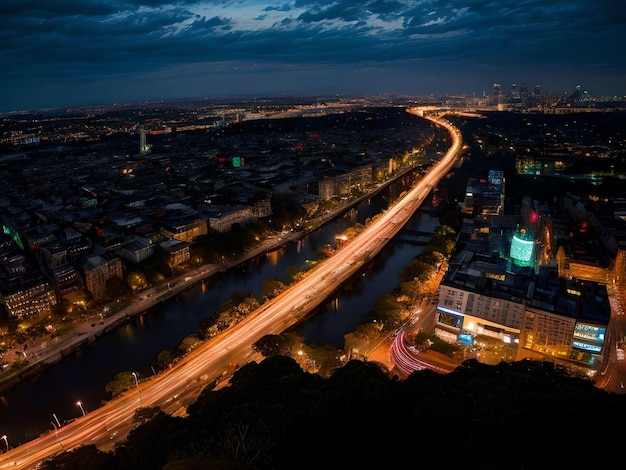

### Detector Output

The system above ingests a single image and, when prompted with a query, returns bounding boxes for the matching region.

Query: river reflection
[0,178,438,445]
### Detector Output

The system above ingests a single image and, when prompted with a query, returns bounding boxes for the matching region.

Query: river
[0,177,439,446]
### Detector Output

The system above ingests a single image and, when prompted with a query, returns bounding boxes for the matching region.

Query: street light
[53,413,62,428]
[1,435,8,453]
[50,421,64,450]
[76,401,86,416]
[132,371,142,404]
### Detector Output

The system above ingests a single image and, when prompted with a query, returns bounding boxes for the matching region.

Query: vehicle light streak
[0,108,463,469]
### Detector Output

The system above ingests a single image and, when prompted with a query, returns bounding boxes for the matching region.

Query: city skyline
[2,0,626,113]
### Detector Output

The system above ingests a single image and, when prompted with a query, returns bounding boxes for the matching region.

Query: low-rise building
[82,253,123,301]
[158,238,190,266]
[115,236,155,265]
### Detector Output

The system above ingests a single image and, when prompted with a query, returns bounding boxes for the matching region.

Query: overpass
[393,228,435,246]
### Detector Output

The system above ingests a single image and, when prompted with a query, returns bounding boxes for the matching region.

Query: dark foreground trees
[40,356,626,470]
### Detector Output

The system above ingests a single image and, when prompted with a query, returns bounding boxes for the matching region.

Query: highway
[0,108,463,469]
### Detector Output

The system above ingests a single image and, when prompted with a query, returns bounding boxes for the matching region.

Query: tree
[106,276,130,299]
[115,412,190,470]
[419,247,445,266]
[39,444,117,470]
[133,406,165,425]
[237,296,261,315]
[198,315,218,340]
[41,355,626,470]
[306,343,343,377]
[126,271,148,291]
[372,293,406,331]
[262,279,288,300]
[400,258,434,283]
[398,279,420,298]
[105,371,138,399]
[344,323,381,359]
[253,334,288,357]
[179,334,202,353]
[157,348,179,368]
[435,224,457,237]
[269,194,308,229]
[284,265,305,283]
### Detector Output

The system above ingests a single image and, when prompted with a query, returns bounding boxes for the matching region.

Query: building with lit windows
[461,170,505,221]
[0,250,58,319]
[82,253,123,301]
[436,250,529,347]
[158,239,190,266]
[116,236,155,265]
[435,247,611,373]
[0,277,57,319]
[160,217,208,244]
[510,226,535,267]
[318,165,374,200]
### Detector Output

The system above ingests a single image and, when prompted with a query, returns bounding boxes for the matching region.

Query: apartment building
[82,253,124,301]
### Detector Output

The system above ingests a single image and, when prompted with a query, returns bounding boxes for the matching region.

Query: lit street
[0,109,463,469]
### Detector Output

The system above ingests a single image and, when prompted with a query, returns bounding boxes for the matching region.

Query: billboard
[510,227,534,265]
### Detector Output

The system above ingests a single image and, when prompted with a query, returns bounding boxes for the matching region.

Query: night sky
[2,0,625,112]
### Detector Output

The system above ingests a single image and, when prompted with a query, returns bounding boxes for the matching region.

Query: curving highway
[0,108,463,469]
[390,329,451,378]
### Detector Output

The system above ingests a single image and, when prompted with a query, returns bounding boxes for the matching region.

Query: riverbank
[0,165,419,394]
[0,221,312,394]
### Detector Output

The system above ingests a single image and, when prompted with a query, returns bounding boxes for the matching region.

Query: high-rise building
[140,128,149,154]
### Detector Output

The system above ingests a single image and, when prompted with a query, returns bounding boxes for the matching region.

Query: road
[0,108,463,469]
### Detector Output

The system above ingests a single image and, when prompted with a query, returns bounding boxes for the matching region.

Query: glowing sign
[574,324,605,343]
[510,229,534,263]
[458,332,474,346]
[573,341,602,353]
[3,224,24,250]
[437,309,463,329]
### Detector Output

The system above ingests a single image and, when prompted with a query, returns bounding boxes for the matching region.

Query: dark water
[0,180,438,445]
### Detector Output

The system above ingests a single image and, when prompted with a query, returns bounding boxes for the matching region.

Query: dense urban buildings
[434,174,612,374]
[1,92,626,375]
[1,91,626,469]
[0,99,439,339]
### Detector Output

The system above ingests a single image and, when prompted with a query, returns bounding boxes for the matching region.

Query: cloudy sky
[2,0,625,112]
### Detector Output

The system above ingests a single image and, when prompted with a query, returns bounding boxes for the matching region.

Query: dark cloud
[0,0,119,16]
[263,4,292,13]
[1,0,624,112]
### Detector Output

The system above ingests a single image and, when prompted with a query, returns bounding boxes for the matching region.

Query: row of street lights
[58,371,140,424]
[53,371,140,429]
[3,370,143,456]
[1,410,67,454]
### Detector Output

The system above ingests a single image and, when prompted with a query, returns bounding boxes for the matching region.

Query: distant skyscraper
[569,85,583,103]
[492,83,502,107]
[140,128,149,154]
[520,83,529,99]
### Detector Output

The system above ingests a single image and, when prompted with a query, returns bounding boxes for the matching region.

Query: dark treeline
[41,356,625,470]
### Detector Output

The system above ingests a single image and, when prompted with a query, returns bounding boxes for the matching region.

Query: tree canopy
[40,356,626,470]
